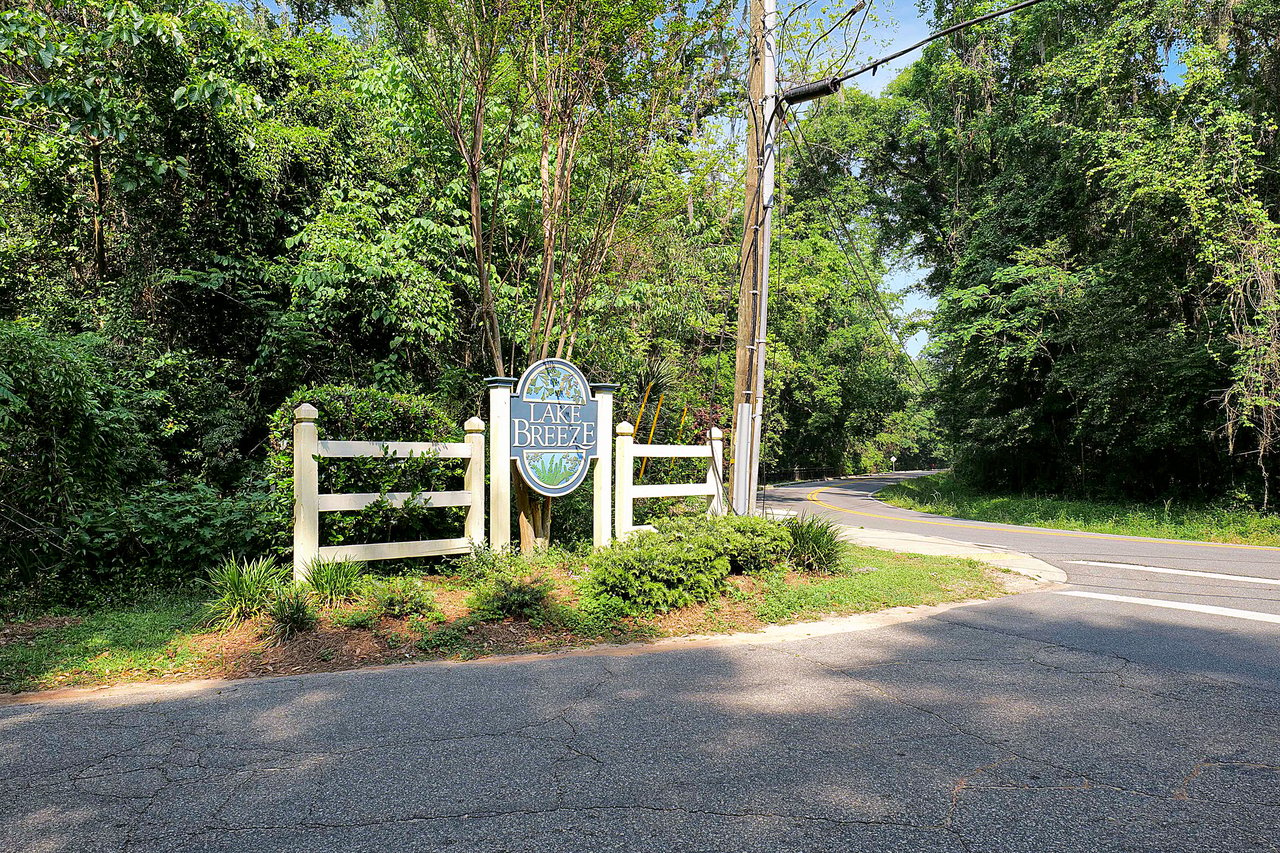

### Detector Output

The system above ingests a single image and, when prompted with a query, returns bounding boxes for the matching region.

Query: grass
[756,546,1005,623]
[1,541,1012,694]
[878,472,1280,547]
[0,593,207,693]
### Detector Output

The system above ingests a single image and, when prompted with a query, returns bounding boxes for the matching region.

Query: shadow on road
[3,595,1279,852]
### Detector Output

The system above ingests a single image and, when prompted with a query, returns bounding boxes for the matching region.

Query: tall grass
[784,514,847,573]
[878,473,1280,546]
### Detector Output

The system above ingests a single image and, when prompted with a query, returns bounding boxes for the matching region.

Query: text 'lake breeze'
[512,403,597,449]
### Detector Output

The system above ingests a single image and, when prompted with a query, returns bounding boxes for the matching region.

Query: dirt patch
[0,616,83,647]
[190,618,396,679]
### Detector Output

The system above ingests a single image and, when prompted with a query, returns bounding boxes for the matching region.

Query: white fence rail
[292,404,485,581]
[614,421,726,538]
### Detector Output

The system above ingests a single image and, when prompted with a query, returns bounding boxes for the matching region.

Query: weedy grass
[265,584,318,642]
[879,473,1280,546]
[0,593,206,693]
[784,514,847,573]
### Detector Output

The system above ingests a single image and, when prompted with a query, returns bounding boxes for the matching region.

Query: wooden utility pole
[730,0,777,515]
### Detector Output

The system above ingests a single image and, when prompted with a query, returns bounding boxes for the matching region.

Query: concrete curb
[837,526,1069,584]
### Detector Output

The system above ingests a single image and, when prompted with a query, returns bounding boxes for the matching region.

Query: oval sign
[510,359,599,497]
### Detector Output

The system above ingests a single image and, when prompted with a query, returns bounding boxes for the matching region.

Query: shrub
[362,575,441,619]
[467,573,555,621]
[581,527,730,616]
[785,514,847,574]
[267,583,318,641]
[205,556,288,626]
[449,544,521,581]
[305,558,365,606]
[650,515,791,575]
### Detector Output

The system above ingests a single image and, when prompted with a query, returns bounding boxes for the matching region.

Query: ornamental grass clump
[784,514,847,574]
[266,583,318,641]
[305,558,365,606]
[205,555,288,626]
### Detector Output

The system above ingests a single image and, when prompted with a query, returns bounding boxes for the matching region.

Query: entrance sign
[487,365,617,549]
[510,359,599,497]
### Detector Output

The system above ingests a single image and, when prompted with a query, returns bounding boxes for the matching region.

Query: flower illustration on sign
[525,364,587,404]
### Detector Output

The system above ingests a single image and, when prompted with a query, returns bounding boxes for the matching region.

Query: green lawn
[756,546,1005,623]
[878,473,1280,547]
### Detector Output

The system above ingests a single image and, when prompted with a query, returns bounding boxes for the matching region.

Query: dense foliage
[2,0,922,603]
[801,0,1280,502]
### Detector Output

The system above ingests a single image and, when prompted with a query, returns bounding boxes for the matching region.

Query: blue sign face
[511,359,599,497]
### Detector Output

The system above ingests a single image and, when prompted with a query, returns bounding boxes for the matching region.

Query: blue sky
[779,0,936,356]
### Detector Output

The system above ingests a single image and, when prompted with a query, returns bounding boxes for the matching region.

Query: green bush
[267,583,318,640]
[784,514,847,574]
[305,558,365,605]
[687,515,792,575]
[581,526,730,616]
[449,544,521,581]
[205,555,288,626]
[467,573,555,620]
[361,575,441,619]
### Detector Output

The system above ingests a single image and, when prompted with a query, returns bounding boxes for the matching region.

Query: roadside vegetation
[0,515,1005,694]
[880,474,1280,548]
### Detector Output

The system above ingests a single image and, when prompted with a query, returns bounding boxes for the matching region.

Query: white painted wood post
[615,421,634,538]
[486,378,515,550]
[292,403,320,582]
[732,401,753,514]
[707,426,727,517]
[591,383,617,548]
[464,417,486,547]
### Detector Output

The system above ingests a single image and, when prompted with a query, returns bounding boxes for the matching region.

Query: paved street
[4,478,1279,852]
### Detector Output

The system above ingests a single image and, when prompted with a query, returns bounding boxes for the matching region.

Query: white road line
[1067,561,1280,587]
[1056,590,1280,625]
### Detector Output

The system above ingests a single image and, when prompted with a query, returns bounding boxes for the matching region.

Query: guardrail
[291,404,485,581]
[614,421,726,538]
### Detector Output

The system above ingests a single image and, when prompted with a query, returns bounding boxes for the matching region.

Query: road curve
[765,471,1280,690]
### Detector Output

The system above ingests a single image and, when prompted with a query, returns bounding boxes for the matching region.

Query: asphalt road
[4,476,1279,852]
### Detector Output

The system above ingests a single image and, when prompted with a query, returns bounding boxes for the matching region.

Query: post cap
[590,383,620,394]
[616,421,634,436]
[464,416,485,433]
[294,403,318,421]
[709,427,723,440]
[485,376,517,389]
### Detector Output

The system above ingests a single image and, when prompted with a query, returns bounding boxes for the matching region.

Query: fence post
[464,417,486,547]
[486,378,516,550]
[707,426,727,517]
[615,421,634,538]
[292,403,320,583]
[591,384,617,548]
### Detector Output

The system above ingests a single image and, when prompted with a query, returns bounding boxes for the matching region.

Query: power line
[781,0,1050,104]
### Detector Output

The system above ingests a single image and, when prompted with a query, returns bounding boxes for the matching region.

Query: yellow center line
[804,485,1280,554]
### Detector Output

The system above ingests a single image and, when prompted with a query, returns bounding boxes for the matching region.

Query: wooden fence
[614,421,726,538]
[291,404,485,581]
